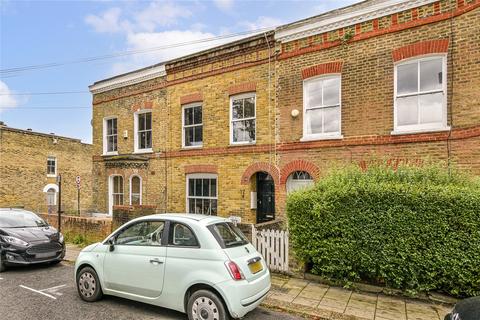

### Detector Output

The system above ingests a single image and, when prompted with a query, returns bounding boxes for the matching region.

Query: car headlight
[59,233,64,243]
[1,235,29,246]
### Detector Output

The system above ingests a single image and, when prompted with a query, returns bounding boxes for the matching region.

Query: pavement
[264,276,452,320]
[60,244,452,320]
[0,262,303,320]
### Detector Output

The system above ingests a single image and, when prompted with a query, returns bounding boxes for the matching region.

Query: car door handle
[149,258,164,265]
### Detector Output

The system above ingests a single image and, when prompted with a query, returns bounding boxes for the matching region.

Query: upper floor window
[394,56,448,133]
[130,175,142,205]
[46,156,56,177]
[103,117,118,155]
[182,103,202,148]
[303,75,342,140]
[134,111,152,152]
[186,173,217,215]
[230,93,256,144]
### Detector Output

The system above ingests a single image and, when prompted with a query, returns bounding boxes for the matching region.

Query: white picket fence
[251,227,289,272]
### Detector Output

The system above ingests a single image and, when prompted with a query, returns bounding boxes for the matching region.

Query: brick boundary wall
[112,205,157,230]
[39,213,112,242]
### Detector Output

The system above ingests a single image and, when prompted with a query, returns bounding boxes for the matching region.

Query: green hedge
[286,163,480,297]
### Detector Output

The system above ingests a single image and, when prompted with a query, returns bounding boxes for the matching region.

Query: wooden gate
[251,226,289,272]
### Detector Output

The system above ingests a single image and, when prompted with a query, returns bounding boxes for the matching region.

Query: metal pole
[57,174,62,232]
[77,187,80,215]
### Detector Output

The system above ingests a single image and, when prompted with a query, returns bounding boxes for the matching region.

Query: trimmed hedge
[286,163,480,297]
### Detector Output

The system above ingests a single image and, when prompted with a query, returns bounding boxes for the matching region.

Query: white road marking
[40,284,67,296]
[19,285,57,300]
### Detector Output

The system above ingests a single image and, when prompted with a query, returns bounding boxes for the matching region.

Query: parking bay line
[19,285,57,300]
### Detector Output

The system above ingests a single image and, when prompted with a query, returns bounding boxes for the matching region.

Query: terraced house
[90,0,479,224]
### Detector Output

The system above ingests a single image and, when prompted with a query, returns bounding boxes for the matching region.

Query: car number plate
[36,252,56,259]
[248,260,263,274]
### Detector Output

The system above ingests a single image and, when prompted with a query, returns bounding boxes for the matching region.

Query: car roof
[136,213,228,226]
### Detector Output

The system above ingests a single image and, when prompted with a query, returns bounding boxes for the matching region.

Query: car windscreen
[208,222,249,248]
[0,210,48,228]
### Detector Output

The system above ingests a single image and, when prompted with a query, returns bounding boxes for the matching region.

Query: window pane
[188,179,195,197]
[245,119,256,141]
[139,132,146,149]
[323,77,340,106]
[194,106,202,124]
[185,127,194,146]
[195,179,202,196]
[145,112,152,130]
[244,98,255,118]
[232,99,243,120]
[146,131,152,148]
[210,179,217,197]
[203,199,211,215]
[323,106,340,133]
[188,198,195,213]
[419,92,443,124]
[397,62,418,95]
[211,200,217,215]
[131,177,140,193]
[232,121,245,142]
[202,179,210,197]
[112,135,117,151]
[397,95,418,126]
[131,194,140,205]
[306,80,322,107]
[305,109,323,135]
[112,119,117,134]
[138,113,145,131]
[184,108,194,126]
[171,224,197,246]
[194,126,202,144]
[420,58,443,92]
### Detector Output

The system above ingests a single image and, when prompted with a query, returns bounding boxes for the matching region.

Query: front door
[103,220,166,298]
[256,172,275,223]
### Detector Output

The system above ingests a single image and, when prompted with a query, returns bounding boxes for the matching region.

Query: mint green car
[74,214,271,320]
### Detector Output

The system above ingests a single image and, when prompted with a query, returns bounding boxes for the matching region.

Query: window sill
[391,126,451,136]
[133,149,153,154]
[300,134,343,142]
[47,174,57,178]
[103,152,118,156]
[181,145,203,150]
[229,142,256,147]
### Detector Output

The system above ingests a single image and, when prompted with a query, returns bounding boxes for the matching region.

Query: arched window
[46,188,56,206]
[130,175,142,205]
[286,171,314,194]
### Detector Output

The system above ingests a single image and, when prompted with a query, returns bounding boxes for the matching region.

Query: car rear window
[208,222,248,248]
[0,209,48,228]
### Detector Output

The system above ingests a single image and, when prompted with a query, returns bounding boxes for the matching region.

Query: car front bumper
[1,242,65,266]
[215,269,271,319]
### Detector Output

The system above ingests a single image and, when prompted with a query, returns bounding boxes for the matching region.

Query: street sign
[75,176,81,185]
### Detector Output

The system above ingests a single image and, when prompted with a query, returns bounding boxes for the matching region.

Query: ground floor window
[186,173,217,215]
[286,171,314,194]
[112,175,124,206]
[46,188,56,205]
[130,175,142,205]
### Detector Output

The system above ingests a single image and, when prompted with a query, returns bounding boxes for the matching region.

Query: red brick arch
[280,160,320,185]
[240,162,280,185]
[392,39,449,62]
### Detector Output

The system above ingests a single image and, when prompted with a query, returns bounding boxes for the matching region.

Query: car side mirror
[108,238,115,252]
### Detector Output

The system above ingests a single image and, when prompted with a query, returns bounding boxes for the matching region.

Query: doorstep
[261,274,452,320]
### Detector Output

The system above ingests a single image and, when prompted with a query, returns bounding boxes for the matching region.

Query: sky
[0,0,360,144]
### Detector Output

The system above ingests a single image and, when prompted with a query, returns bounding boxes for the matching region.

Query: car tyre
[0,254,6,273]
[76,266,103,302]
[187,289,230,320]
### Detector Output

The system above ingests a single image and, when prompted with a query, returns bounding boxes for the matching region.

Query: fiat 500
[74,214,271,320]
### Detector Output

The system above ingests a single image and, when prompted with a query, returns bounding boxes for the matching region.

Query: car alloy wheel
[192,296,219,320]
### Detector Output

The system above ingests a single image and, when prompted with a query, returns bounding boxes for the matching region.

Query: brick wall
[112,205,157,230]
[39,213,111,243]
[0,127,93,215]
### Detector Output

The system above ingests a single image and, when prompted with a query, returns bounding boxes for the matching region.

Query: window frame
[134,110,153,153]
[103,116,118,156]
[110,174,124,207]
[46,156,57,177]
[302,74,343,141]
[46,188,57,206]
[182,102,203,149]
[185,173,218,216]
[129,175,142,205]
[167,221,200,248]
[393,54,449,135]
[286,171,314,194]
[229,92,257,145]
